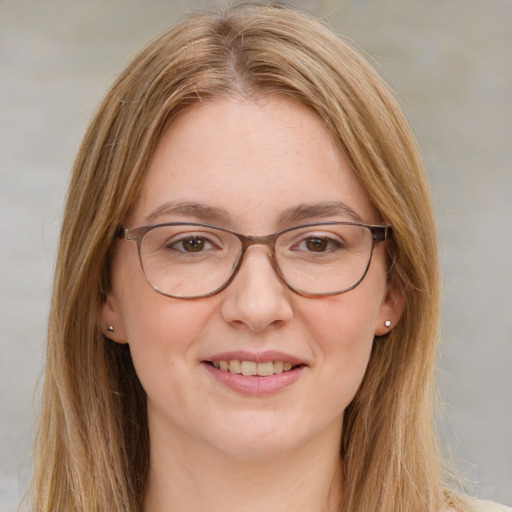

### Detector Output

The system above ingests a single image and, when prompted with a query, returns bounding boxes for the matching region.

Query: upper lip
[203,350,307,365]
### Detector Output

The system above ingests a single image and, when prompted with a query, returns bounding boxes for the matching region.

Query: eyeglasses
[118,221,391,299]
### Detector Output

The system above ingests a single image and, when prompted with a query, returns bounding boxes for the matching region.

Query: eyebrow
[145,201,230,225]
[144,200,363,227]
[277,201,364,225]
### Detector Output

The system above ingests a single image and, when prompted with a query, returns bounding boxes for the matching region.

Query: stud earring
[107,325,115,332]
[384,320,391,328]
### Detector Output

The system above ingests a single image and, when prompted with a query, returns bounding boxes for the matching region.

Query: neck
[143,419,343,512]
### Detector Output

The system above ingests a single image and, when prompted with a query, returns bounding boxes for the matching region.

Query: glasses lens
[140,225,241,298]
[275,224,374,295]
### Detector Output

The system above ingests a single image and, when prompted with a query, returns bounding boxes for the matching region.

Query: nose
[220,246,294,331]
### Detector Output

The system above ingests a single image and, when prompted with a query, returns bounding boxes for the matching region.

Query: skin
[103,96,404,512]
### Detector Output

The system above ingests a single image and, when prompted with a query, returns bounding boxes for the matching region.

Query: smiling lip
[202,351,306,396]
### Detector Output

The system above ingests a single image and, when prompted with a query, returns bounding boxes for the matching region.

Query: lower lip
[203,363,304,396]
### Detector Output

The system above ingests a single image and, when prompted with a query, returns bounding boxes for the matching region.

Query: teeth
[273,361,284,374]
[211,359,297,376]
[241,361,257,375]
[257,361,274,377]
[229,360,241,374]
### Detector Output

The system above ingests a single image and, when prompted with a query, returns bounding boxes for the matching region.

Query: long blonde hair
[32,3,462,511]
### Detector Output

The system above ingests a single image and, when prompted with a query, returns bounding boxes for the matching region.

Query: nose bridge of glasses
[238,232,278,251]
[235,232,280,276]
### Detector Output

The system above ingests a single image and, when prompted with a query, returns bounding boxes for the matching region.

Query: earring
[384,320,391,328]
[107,325,115,332]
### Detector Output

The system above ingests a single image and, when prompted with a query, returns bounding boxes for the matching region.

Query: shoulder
[466,499,512,512]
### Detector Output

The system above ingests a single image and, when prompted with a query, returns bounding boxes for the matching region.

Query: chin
[202,411,341,462]
[212,434,303,462]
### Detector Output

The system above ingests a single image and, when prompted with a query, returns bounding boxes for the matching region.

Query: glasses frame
[117,221,392,299]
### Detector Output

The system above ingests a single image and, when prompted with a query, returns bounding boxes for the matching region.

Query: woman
[30,3,510,512]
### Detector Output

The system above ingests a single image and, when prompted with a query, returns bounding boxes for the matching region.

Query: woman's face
[103,96,403,460]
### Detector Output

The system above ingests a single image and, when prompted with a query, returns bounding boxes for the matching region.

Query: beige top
[468,499,512,512]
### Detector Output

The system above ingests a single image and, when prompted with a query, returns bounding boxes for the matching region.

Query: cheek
[297,289,383,398]
[113,244,210,340]
[302,289,382,352]
[118,294,223,416]
[112,255,220,375]
[121,294,217,356]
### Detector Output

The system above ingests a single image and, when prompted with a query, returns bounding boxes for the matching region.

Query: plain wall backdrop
[1,0,511,510]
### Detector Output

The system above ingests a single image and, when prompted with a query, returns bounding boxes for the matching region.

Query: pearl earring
[384,320,391,328]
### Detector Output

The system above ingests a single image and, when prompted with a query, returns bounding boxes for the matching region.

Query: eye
[304,237,328,252]
[167,234,220,253]
[293,234,343,253]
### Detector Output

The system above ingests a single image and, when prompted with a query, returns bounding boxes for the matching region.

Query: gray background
[1,0,511,510]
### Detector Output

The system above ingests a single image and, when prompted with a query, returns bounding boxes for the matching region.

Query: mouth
[205,360,303,376]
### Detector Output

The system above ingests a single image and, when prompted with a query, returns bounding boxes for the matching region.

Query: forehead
[127,96,377,230]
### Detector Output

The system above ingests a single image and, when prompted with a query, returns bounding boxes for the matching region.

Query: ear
[100,292,128,344]
[374,280,406,336]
